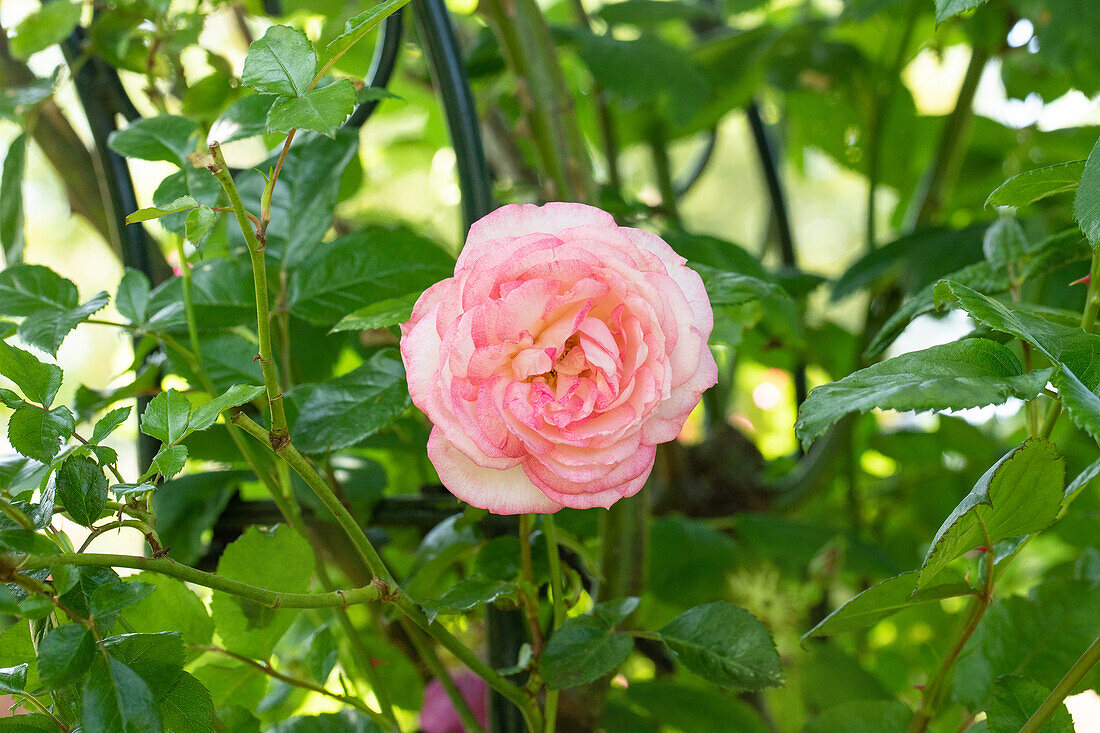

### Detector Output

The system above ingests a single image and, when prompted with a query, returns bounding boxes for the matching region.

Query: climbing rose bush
[401,202,717,514]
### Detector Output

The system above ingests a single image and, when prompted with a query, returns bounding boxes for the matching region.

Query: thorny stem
[1018,634,1100,733]
[192,644,394,731]
[18,553,383,608]
[542,514,566,732]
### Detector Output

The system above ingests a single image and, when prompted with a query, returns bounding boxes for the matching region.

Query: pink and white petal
[535,464,651,509]
[621,227,713,334]
[459,203,616,269]
[641,344,718,444]
[428,430,561,515]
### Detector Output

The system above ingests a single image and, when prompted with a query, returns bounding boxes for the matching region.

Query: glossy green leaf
[0,133,26,264]
[147,444,188,481]
[805,571,974,638]
[90,580,156,618]
[420,578,519,623]
[8,403,74,462]
[185,205,216,245]
[306,626,338,684]
[188,384,265,434]
[290,351,409,453]
[91,406,132,445]
[0,664,26,694]
[329,292,419,333]
[325,0,414,64]
[920,439,1064,585]
[286,227,454,326]
[0,338,63,406]
[982,217,1027,270]
[934,280,1100,386]
[542,615,634,690]
[211,525,314,659]
[266,79,356,138]
[1052,367,1100,443]
[108,116,201,166]
[986,161,1085,209]
[104,631,185,698]
[657,602,782,690]
[988,676,1073,733]
[37,623,95,689]
[116,269,152,324]
[242,26,317,98]
[56,455,108,527]
[8,1,82,59]
[140,389,192,446]
[1074,135,1100,247]
[0,264,108,354]
[81,655,162,733]
[209,94,278,144]
[160,671,215,732]
[934,0,991,22]
[796,339,1052,449]
[126,196,199,224]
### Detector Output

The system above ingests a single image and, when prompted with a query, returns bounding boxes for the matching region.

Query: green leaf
[120,573,214,651]
[290,351,410,454]
[90,580,156,618]
[37,623,95,690]
[104,632,185,698]
[329,292,419,333]
[192,661,267,711]
[188,384,265,434]
[56,455,109,527]
[982,218,1027,270]
[146,444,188,480]
[657,602,782,690]
[0,716,56,731]
[0,664,26,694]
[8,403,75,462]
[186,206,216,245]
[211,525,314,659]
[209,94,278,144]
[126,196,200,224]
[541,615,634,690]
[241,25,317,98]
[795,339,1052,449]
[988,676,1073,733]
[81,655,162,733]
[116,269,152,324]
[20,290,108,356]
[160,671,215,732]
[140,389,192,445]
[702,270,788,308]
[272,712,382,732]
[0,338,63,406]
[934,280,1100,386]
[286,227,454,326]
[92,406,132,445]
[420,578,519,623]
[8,1,82,59]
[804,571,974,638]
[108,116,201,166]
[934,0,990,22]
[919,439,1064,585]
[0,388,20,409]
[324,0,414,64]
[620,681,770,733]
[1074,135,1100,248]
[0,133,27,264]
[986,161,1085,209]
[266,79,356,138]
[1052,367,1100,443]
[0,264,108,355]
[593,597,641,628]
[305,626,338,684]
[806,701,913,733]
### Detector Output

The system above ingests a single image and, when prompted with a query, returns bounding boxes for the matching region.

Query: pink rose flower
[420,674,489,733]
[400,203,717,514]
